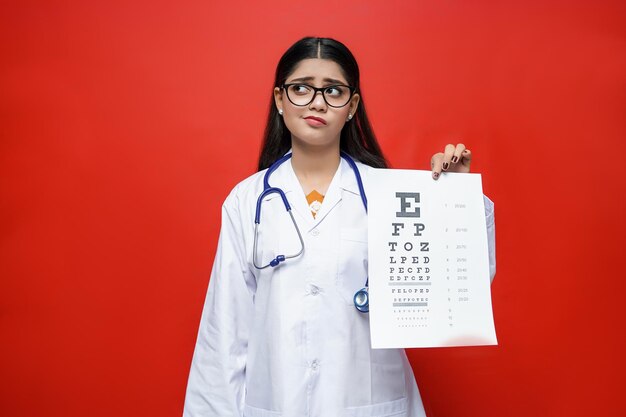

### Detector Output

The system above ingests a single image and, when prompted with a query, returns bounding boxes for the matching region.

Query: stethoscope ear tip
[269,255,286,267]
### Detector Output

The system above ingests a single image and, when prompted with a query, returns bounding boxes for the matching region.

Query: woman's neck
[290,141,340,195]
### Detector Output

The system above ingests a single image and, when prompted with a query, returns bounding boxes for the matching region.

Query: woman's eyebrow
[289,76,314,83]
[288,76,347,85]
[322,77,346,84]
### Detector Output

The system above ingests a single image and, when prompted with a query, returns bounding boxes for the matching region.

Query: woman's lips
[304,116,327,126]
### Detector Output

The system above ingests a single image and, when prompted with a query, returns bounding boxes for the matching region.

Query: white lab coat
[184,157,496,417]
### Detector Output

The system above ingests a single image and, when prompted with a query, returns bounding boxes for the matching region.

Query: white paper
[368,169,497,348]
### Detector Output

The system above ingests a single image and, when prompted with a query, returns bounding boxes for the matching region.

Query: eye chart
[367,169,497,348]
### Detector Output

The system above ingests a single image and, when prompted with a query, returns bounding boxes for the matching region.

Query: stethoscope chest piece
[354,287,369,313]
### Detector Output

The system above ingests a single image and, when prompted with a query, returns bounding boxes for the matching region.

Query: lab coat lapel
[312,157,365,229]
[264,160,312,223]
[282,159,315,227]
[309,161,343,229]
[273,157,364,231]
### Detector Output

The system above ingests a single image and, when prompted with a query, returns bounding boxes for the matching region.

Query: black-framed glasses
[283,83,356,108]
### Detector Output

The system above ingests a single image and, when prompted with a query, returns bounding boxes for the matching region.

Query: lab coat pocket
[337,227,369,305]
[243,403,282,417]
[345,397,408,417]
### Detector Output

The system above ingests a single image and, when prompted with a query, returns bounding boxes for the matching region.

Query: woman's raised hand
[430,143,472,180]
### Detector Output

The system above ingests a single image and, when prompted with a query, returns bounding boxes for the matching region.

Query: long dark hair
[257,37,387,171]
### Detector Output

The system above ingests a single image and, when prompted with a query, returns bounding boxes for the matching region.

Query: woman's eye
[325,86,344,97]
[292,84,311,95]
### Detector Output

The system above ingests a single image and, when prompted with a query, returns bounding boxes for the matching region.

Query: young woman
[183,37,496,417]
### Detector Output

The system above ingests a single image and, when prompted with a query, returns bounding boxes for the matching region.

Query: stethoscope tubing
[252,210,304,269]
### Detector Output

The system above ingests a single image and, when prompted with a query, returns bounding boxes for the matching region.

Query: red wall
[1,1,625,416]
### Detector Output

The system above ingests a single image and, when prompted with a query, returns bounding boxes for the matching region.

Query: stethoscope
[253,151,370,313]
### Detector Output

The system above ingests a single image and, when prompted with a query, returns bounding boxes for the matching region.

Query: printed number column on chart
[443,200,471,328]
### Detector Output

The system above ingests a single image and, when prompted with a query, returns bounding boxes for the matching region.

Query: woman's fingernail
[433,172,439,180]
[443,162,449,170]
[451,156,458,163]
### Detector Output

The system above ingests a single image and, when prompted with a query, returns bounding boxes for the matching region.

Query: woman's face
[274,58,360,151]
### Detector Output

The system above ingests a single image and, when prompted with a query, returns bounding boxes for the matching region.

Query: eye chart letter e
[367,169,497,348]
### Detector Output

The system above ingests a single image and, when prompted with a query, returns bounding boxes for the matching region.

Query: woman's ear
[349,93,360,118]
[274,87,283,113]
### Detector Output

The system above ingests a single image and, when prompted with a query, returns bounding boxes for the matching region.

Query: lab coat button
[310,360,319,371]
[311,229,320,236]
[309,285,320,295]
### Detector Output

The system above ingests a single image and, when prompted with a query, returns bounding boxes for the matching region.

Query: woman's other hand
[430,143,472,180]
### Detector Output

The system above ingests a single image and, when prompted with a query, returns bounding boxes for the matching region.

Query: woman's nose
[308,91,327,111]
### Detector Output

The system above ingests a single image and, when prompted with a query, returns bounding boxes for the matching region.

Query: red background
[2,1,625,416]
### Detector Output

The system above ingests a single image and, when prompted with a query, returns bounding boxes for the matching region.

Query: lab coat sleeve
[484,195,496,283]
[183,190,256,417]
